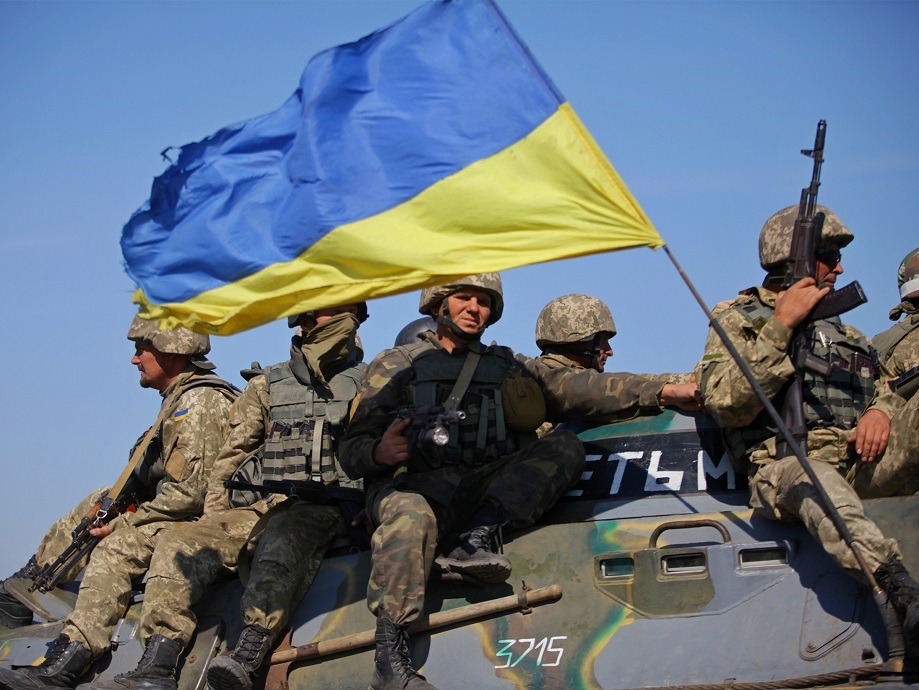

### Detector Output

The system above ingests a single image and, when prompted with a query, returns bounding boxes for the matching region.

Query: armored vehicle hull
[2,411,917,689]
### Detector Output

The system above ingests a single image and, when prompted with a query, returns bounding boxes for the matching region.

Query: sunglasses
[815,248,842,266]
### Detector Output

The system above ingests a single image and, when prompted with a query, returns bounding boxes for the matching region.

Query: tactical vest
[261,361,364,487]
[403,342,528,469]
[723,299,876,462]
[134,374,241,494]
[872,313,919,368]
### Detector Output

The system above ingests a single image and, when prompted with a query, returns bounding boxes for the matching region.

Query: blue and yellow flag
[122,0,663,335]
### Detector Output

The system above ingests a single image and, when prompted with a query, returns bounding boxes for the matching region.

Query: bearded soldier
[695,207,919,661]
[72,304,368,690]
[0,316,238,689]
[340,274,701,690]
[851,247,919,497]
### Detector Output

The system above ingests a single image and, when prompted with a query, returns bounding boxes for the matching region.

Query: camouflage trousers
[849,393,919,498]
[139,500,343,647]
[368,430,585,624]
[61,519,181,657]
[750,455,900,583]
[28,487,111,578]
[138,507,261,647]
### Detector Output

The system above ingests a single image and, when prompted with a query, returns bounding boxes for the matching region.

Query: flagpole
[661,244,905,667]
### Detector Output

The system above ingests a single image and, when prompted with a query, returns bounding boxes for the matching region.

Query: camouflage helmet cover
[535,294,616,350]
[127,315,214,369]
[898,247,919,300]
[758,204,854,269]
[418,273,504,325]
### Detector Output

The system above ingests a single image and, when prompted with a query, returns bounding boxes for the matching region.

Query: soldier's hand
[774,277,830,330]
[849,408,890,463]
[89,524,112,539]
[373,417,412,466]
[659,382,704,412]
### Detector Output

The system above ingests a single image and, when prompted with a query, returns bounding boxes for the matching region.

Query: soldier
[534,294,699,436]
[0,316,238,689]
[535,293,617,373]
[695,206,919,661]
[74,303,369,690]
[850,247,919,497]
[340,274,701,690]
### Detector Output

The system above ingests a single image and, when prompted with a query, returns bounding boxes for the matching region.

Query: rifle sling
[105,386,183,505]
[444,351,481,415]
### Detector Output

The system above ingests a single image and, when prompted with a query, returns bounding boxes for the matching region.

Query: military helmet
[287,301,369,328]
[418,273,504,326]
[898,247,919,300]
[127,315,214,370]
[758,205,854,269]
[535,294,616,350]
[393,316,437,347]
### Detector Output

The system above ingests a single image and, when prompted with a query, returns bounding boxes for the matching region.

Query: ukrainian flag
[122,0,663,336]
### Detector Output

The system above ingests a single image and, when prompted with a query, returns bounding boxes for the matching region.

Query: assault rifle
[391,405,466,488]
[776,120,868,459]
[28,385,192,593]
[394,405,467,453]
[29,488,140,593]
[223,478,365,505]
[782,120,867,319]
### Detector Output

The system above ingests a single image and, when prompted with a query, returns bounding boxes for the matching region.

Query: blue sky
[0,0,916,576]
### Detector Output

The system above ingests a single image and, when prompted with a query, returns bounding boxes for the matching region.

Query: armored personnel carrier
[2,409,916,689]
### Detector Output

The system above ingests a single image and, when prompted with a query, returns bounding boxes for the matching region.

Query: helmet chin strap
[436,302,485,343]
[552,335,605,372]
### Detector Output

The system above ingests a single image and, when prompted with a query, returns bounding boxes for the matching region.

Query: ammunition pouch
[501,368,546,433]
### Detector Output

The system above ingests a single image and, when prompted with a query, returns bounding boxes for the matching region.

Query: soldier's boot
[369,618,438,690]
[80,635,182,690]
[0,557,39,629]
[0,635,92,690]
[434,502,511,584]
[205,625,274,690]
[875,557,919,661]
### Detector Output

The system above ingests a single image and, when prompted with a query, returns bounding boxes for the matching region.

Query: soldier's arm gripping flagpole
[661,244,906,670]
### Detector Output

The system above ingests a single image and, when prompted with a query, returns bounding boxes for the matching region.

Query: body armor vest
[872,313,919,368]
[261,360,364,486]
[723,299,876,463]
[403,342,530,469]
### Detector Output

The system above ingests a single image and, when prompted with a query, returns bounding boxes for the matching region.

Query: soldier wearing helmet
[695,208,919,659]
[341,275,705,690]
[535,293,616,372]
[850,248,919,500]
[65,302,370,690]
[0,315,239,688]
[533,294,700,438]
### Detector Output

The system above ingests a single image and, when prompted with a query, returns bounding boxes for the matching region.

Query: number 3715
[494,636,566,668]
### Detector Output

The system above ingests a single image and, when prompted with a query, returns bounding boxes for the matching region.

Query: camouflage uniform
[133,312,365,690]
[851,248,919,497]
[55,368,236,656]
[341,331,669,624]
[696,285,902,580]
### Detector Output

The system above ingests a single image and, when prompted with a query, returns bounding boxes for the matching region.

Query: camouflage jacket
[871,309,919,410]
[109,368,236,531]
[341,332,666,483]
[695,286,901,466]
